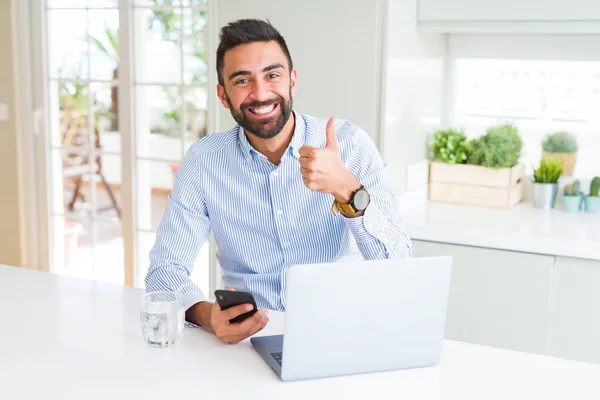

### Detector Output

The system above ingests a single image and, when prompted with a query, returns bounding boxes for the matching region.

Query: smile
[247,103,278,117]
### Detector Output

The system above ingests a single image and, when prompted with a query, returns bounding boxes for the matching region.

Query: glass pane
[184,87,207,144]
[137,231,156,288]
[88,0,118,7]
[54,149,122,220]
[94,222,124,285]
[454,59,600,180]
[88,10,119,81]
[182,7,207,85]
[47,0,87,8]
[134,8,182,84]
[95,153,123,220]
[48,10,89,79]
[134,0,194,6]
[48,0,119,7]
[91,82,120,134]
[51,148,92,217]
[50,79,89,148]
[136,85,183,160]
[52,215,93,279]
[136,160,176,232]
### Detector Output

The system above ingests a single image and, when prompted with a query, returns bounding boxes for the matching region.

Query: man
[146,19,412,344]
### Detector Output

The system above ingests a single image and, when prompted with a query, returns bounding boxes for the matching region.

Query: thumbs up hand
[298,117,361,204]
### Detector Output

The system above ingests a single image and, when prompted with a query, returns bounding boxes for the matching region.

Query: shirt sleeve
[342,127,412,259]
[144,151,211,311]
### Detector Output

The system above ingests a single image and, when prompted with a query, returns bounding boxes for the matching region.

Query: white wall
[216,0,386,143]
[380,0,447,193]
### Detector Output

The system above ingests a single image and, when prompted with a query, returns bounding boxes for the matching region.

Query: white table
[2,265,599,400]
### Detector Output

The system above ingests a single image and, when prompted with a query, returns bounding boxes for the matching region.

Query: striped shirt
[145,111,412,311]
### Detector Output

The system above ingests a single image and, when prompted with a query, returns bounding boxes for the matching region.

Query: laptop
[250,256,452,381]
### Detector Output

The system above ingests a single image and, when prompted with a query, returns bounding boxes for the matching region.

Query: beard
[225,87,293,140]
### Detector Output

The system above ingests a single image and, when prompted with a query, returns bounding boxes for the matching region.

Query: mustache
[241,97,283,111]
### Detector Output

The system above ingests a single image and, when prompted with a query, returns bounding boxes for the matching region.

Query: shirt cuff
[342,202,387,244]
[180,290,208,311]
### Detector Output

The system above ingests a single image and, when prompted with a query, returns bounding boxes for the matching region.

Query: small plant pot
[542,151,577,176]
[562,195,582,212]
[532,183,558,209]
[583,196,600,213]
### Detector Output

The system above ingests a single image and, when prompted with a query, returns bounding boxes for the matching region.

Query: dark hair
[216,19,293,86]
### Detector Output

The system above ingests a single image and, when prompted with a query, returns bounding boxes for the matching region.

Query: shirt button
[272,171,279,177]
[283,241,289,247]
[276,209,283,216]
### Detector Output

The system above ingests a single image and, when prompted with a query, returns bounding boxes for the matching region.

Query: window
[450,37,600,180]
[40,0,211,291]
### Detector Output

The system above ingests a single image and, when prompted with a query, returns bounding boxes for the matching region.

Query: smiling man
[145,19,412,344]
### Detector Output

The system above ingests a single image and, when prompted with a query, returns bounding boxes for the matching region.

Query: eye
[268,73,279,79]
[236,78,249,85]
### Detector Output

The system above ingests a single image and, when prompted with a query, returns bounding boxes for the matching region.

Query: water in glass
[141,291,184,348]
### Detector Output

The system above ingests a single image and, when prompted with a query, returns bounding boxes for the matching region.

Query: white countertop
[2,265,600,400]
[398,187,600,261]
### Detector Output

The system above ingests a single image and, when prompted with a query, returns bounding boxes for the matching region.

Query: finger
[226,287,236,291]
[298,157,310,169]
[325,117,338,150]
[238,309,269,336]
[298,145,316,158]
[218,302,255,322]
[300,167,311,175]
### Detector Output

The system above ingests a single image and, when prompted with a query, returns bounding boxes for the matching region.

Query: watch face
[352,188,370,211]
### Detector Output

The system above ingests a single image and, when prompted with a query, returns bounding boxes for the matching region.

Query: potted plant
[532,158,563,209]
[583,177,600,213]
[428,123,525,208]
[430,128,468,164]
[541,131,578,176]
[562,180,582,213]
[466,123,523,169]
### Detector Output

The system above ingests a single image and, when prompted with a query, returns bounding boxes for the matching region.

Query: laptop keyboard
[270,352,283,366]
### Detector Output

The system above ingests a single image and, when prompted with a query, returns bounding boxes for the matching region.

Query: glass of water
[140,291,184,348]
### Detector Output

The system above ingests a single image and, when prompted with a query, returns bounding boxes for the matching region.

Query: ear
[290,68,298,97]
[216,84,230,109]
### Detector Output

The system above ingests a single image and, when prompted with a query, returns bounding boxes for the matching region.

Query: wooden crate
[428,162,525,208]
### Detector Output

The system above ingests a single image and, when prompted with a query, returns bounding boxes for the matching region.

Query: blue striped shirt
[145,111,412,311]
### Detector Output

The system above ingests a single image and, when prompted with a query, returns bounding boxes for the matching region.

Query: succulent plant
[430,128,468,164]
[542,131,578,153]
[563,180,581,196]
[533,158,563,184]
[466,123,523,169]
[590,177,600,197]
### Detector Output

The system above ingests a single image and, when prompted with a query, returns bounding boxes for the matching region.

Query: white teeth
[251,104,275,115]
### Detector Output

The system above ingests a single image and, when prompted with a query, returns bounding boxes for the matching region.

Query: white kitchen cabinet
[412,240,555,355]
[418,0,600,22]
[548,257,600,364]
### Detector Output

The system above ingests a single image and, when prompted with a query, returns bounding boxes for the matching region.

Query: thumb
[325,117,338,150]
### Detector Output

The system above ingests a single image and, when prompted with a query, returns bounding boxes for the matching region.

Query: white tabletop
[2,265,599,400]
[398,188,600,261]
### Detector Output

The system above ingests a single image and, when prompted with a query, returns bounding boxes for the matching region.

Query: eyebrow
[228,63,285,81]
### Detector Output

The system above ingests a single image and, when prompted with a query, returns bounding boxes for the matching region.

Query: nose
[250,79,271,102]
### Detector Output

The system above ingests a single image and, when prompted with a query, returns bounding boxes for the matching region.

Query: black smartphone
[214,290,258,324]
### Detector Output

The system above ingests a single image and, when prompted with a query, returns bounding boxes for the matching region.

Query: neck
[245,112,296,166]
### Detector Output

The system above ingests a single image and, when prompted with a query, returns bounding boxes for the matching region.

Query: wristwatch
[332,185,371,216]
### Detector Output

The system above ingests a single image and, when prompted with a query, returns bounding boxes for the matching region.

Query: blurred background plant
[430,128,468,164]
[533,158,563,184]
[466,123,523,169]
[541,131,578,176]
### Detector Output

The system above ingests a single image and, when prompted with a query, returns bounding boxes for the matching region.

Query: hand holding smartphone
[214,289,258,324]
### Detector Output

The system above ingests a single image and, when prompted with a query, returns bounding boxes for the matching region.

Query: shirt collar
[237,110,306,162]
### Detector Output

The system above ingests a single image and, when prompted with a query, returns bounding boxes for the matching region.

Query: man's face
[217,41,297,139]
